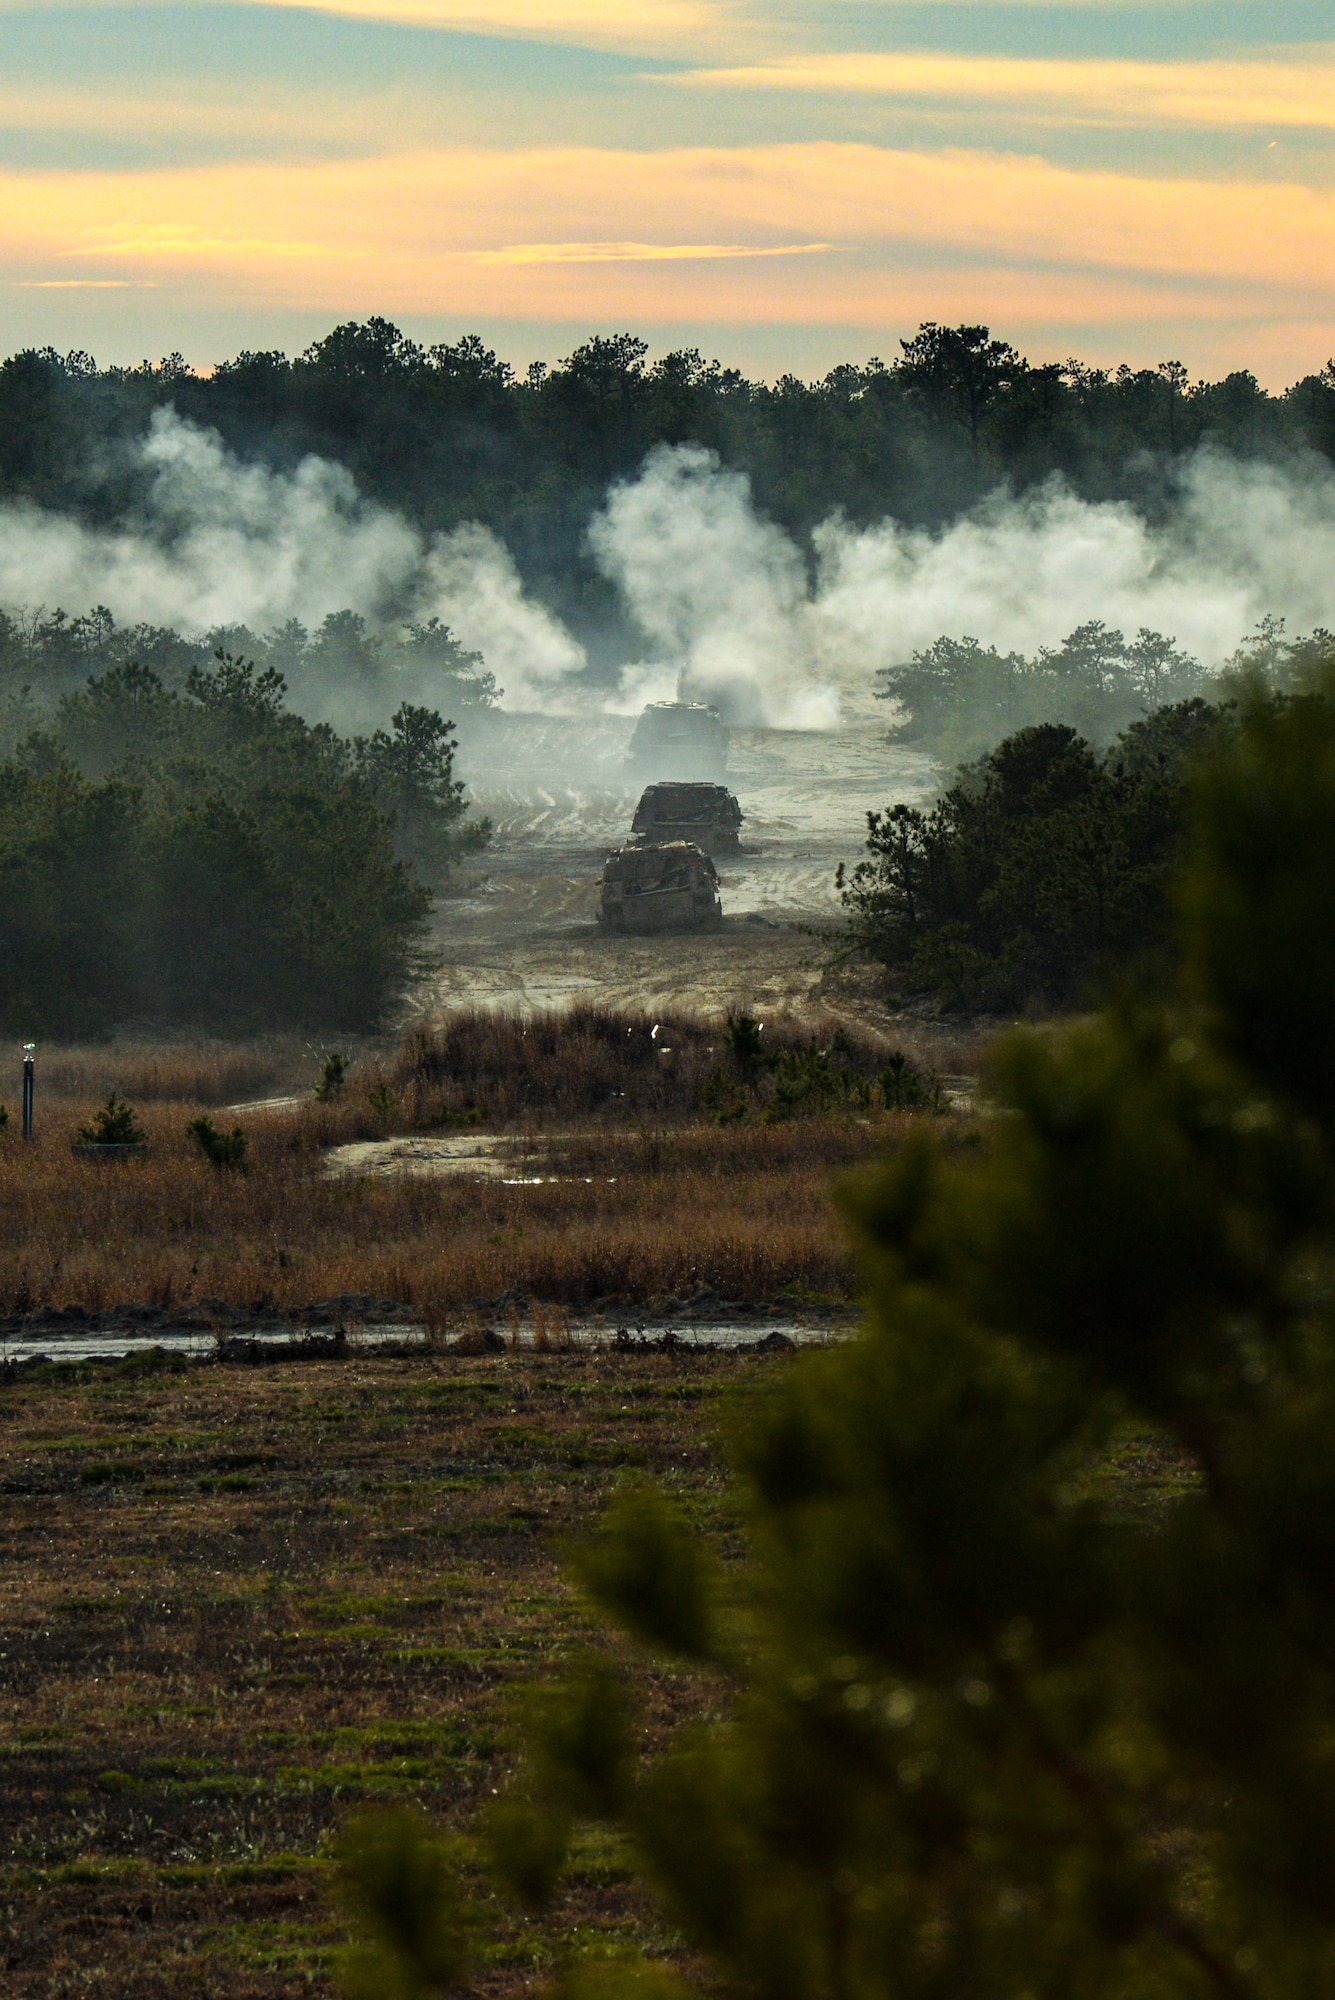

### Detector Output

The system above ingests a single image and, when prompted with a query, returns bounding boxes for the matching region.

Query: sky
[0,0,1332,384]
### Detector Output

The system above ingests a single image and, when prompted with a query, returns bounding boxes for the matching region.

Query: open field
[0,1004,986,1326]
[0,1341,1201,2000]
[0,1344,761,1998]
[429,715,940,1025]
[0,1099,958,1323]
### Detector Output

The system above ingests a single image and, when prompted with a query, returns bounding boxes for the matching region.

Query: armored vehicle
[598,841,722,934]
[625,701,729,782]
[631,782,743,856]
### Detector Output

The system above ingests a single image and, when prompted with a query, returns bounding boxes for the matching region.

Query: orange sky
[3,0,1333,380]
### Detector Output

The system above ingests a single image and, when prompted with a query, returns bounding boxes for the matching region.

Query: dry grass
[0,1104,969,1318]
[0,1345,758,1997]
[25,1038,331,1108]
[299,1004,982,1142]
[0,1007,987,1318]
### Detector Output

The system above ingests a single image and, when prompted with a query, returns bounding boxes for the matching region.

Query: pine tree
[339,671,1335,1997]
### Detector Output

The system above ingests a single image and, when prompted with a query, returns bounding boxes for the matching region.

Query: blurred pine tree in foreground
[339,671,1335,1997]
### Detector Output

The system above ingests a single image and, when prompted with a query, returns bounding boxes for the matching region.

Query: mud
[431,713,937,1021]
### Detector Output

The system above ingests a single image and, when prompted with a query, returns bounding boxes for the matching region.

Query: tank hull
[598,840,723,933]
[600,888,722,934]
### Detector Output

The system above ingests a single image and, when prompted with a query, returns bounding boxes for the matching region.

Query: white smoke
[813,455,1335,686]
[416,522,585,708]
[590,444,1335,729]
[589,444,840,729]
[7,413,1335,735]
[0,408,586,709]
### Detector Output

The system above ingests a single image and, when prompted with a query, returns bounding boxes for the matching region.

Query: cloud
[227,0,745,59]
[5,142,1333,324]
[474,240,829,264]
[667,50,1335,133]
[6,141,1331,382]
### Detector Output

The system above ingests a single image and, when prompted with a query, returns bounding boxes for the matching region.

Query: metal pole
[22,1045,34,1140]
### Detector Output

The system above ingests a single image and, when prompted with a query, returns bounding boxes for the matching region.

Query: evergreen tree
[0,653,443,1033]
[838,699,1225,1009]
[342,668,1335,1998]
[354,702,492,885]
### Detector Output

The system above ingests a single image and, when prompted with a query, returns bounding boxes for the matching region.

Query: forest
[2,320,1333,659]
[0,655,486,1037]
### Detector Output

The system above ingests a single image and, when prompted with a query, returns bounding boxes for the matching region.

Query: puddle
[0,1324,426,1365]
[0,1317,847,1366]
[325,1132,523,1179]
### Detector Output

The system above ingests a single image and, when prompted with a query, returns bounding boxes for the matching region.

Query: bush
[186,1115,249,1169]
[878,621,1213,761]
[838,698,1228,1011]
[78,1095,145,1144]
[390,1006,928,1128]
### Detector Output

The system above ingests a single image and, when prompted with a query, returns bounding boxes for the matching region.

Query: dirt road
[426,713,938,1022]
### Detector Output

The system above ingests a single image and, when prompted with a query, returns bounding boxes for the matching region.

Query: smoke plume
[4,412,1335,735]
[0,409,586,712]
[588,444,839,729]
[592,444,1335,727]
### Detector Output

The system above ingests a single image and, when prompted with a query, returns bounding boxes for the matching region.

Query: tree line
[878,616,1335,764]
[842,628,1335,1013]
[0,655,488,1037]
[3,320,1332,660]
[0,603,500,751]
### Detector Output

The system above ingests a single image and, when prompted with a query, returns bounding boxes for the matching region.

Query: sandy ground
[425,713,938,1023]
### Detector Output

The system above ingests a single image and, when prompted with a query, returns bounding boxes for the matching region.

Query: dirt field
[0,1344,767,1997]
[433,715,938,1025]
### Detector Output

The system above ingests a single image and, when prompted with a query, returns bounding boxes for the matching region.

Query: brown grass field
[0,1108,948,1321]
[0,1007,984,1321]
[0,1343,764,1997]
[0,1007,990,1995]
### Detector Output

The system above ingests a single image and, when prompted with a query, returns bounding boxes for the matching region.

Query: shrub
[77,1095,145,1145]
[316,1052,349,1101]
[186,1115,249,1169]
[838,698,1229,1011]
[0,654,446,1035]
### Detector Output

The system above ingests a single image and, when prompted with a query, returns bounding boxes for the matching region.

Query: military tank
[598,841,723,934]
[631,782,743,856]
[625,701,729,782]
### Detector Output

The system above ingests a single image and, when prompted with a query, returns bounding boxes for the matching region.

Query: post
[22,1045,34,1140]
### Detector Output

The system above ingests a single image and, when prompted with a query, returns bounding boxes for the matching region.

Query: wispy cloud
[475,239,828,264]
[77,224,334,264]
[229,0,751,59]
[4,143,1333,316]
[667,49,1335,132]
[18,279,157,289]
